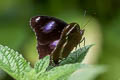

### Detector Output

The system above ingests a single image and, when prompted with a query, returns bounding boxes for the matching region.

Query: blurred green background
[0,0,120,80]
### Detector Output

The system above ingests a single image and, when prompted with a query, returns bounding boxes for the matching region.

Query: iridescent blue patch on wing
[42,21,56,33]
[49,40,59,49]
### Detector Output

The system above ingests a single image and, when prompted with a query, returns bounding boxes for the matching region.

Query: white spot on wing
[35,17,40,22]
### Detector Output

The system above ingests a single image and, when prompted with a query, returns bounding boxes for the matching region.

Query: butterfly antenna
[81,10,87,27]
[82,17,92,29]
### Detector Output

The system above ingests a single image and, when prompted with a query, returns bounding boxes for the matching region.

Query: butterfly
[30,16,85,64]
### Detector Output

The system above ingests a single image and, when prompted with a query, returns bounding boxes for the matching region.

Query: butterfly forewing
[52,23,84,64]
[30,16,68,58]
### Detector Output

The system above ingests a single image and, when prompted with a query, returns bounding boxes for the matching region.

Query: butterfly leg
[78,43,82,51]
[80,37,86,49]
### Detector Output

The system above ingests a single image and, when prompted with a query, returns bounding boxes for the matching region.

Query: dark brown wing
[30,16,68,58]
[52,23,84,64]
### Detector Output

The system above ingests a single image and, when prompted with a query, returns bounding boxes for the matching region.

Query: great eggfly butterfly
[30,16,84,64]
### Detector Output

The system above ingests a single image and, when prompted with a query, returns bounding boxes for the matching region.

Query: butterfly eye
[80,29,85,35]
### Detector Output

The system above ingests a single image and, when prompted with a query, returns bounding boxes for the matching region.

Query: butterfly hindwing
[52,23,84,64]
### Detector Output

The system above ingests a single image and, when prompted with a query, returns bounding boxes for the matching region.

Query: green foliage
[0,44,105,80]
[0,45,32,79]
[34,56,50,74]
[68,65,105,80]
[44,63,86,80]
[59,45,93,65]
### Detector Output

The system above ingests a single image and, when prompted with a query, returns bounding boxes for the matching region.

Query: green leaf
[42,63,87,80]
[0,45,32,79]
[34,56,50,74]
[59,45,93,65]
[0,44,105,80]
[68,65,106,80]
[19,69,37,80]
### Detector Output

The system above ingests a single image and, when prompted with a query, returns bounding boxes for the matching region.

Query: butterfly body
[30,16,84,64]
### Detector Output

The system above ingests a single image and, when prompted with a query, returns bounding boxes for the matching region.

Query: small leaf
[34,56,50,74]
[43,63,87,80]
[59,45,93,65]
[0,45,31,79]
[68,65,106,80]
